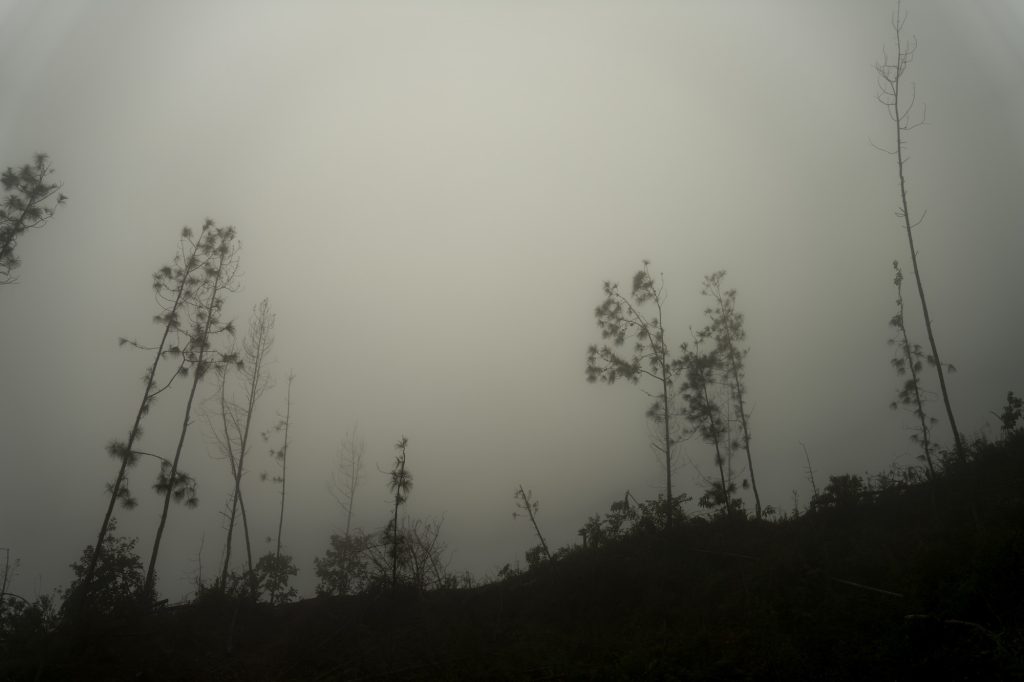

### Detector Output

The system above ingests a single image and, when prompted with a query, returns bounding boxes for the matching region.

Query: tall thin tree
[0,154,66,285]
[889,261,938,479]
[513,486,552,562]
[388,436,412,589]
[677,330,734,516]
[78,223,213,609]
[587,261,683,527]
[875,2,964,460]
[143,223,241,598]
[212,298,276,588]
[266,372,294,561]
[330,424,365,539]
[701,271,761,518]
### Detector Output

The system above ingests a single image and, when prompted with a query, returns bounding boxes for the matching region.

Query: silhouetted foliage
[587,261,684,526]
[0,592,56,669]
[812,474,865,510]
[386,436,412,590]
[253,552,297,606]
[315,519,453,597]
[151,461,199,508]
[62,520,149,618]
[144,221,242,599]
[888,260,938,478]
[677,329,739,518]
[80,222,219,612]
[995,391,1022,436]
[700,271,762,518]
[314,532,371,597]
[577,492,689,550]
[0,153,66,284]
[8,429,1024,680]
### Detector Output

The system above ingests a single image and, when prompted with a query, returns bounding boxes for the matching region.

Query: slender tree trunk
[275,374,293,560]
[143,359,204,598]
[653,292,674,528]
[888,10,964,462]
[344,472,356,539]
[234,362,267,576]
[661,367,674,528]
[220,488,239,587]
[391,469,402,589]
[82,288,189,605]
[729,362,761,518]
[343,433,359,539]
[218,440,254,588]
[82,227,214,607]
[893,266,936,479]
[143,266,225,598]
[219,372,262,583]
[896,152,963,460]
[517,485,551,560]
[218,302,273,590]
[218,375,241,588]
[700,383,731,515]
[238,491,254,589]
[391,443,406,590]
[904,348,937,479]
[801,442,819,498]
[1,547,10,598]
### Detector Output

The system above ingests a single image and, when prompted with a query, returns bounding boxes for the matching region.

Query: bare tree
[344,519,451,593]
[587,260,683,527]
[875,2,964,460]
[143,223,241,598]
[210,298,276,588]
[403,518,452,590]
[0,154,66,285]
[78,223,213,610]
[800,442,819,499]
[330,424,365,539]
[513,485,551,562]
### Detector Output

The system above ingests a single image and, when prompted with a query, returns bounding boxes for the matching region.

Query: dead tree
[212,298,276,588]
[514,485,551,562]
[875,2,964,460]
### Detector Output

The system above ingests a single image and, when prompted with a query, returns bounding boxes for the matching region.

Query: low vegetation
[2,425,1022,680]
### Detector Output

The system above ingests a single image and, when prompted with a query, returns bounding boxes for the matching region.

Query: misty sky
[2,0,1022,601]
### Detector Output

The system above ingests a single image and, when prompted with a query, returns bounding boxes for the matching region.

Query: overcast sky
[2,0,1022,602]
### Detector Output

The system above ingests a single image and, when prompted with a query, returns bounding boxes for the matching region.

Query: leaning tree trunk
[143,265,226,598]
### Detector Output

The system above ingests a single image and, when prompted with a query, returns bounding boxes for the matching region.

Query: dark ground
[4,434,1023,681]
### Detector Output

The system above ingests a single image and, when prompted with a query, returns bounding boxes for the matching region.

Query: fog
[1,0,1022,601]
